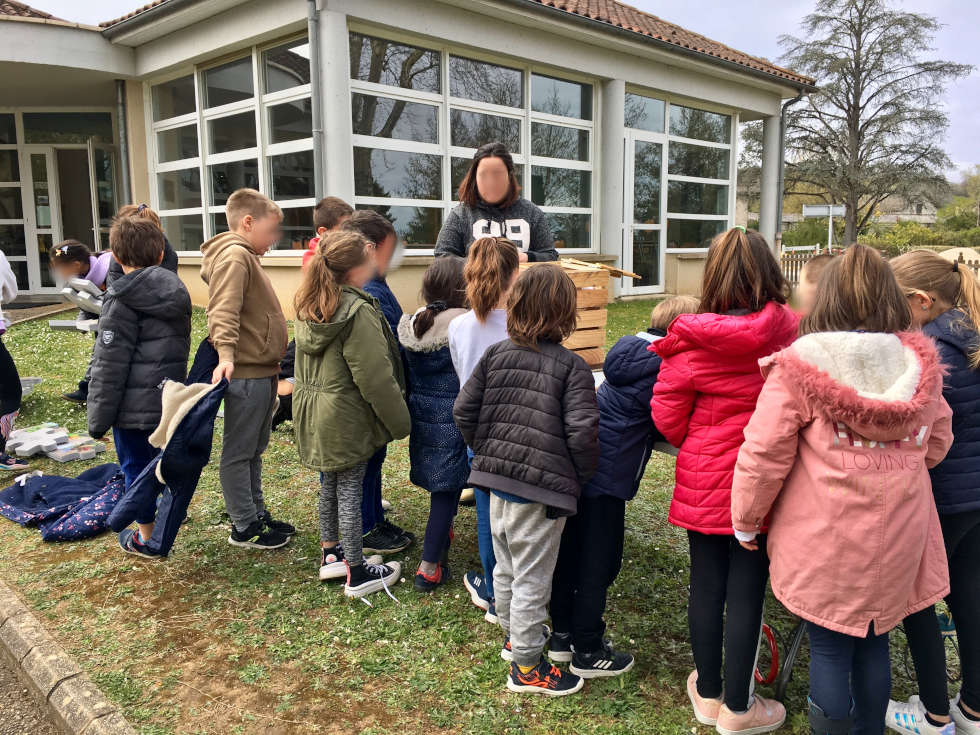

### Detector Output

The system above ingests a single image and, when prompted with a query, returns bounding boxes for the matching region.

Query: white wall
[0,20,134,76]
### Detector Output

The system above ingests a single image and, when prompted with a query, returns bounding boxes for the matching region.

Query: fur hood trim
[398,308,468,352]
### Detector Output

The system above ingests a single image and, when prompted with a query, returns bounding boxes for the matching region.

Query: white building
[0,0,814,310]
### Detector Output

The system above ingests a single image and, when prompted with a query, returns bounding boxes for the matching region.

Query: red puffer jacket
[651,301,799,534]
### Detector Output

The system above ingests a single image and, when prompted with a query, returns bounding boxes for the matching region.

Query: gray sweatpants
[319,463,368,565]
[490,493,566,667]
[220,376,277,532]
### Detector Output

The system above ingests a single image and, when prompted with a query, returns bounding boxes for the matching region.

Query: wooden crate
[520,259,610,368]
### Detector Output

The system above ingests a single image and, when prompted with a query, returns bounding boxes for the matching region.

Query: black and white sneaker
[362,523,411,555]
[548,631,573,663]
[344,560,402,599]
[570,641,635,679]
[259,510,296,536]
[319,545,381,581]
[228,520,290,550]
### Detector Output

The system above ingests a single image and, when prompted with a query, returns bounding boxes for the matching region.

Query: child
[341,210,412,555]
[794,253,834,316]
[886,250,980,735]
[105,204,179,287]
[550,294,699,677]
[651,228,796,733]
[397,257,469,592]
[448,236,521,623]
[86,217,192,558]
[732,244,953,735]
[293,230,409,597]
[0,248,27,472]
[201,188,294,550]
[50,240,114,404]
[454,264,599,696]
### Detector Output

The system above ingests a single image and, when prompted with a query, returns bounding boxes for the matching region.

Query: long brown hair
[800,244,911,336]
[414,256,466,339]
[507,264,577,349]
[891,249,980,367]
[457,142,521,208]
[699,228,788,314]
[464,237,520,322]
[294,230,372,323]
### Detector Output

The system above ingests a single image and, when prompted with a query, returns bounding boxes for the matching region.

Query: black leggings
[905,510,980,716]
[421,491,461,565]
[687,530,770,712]
[0,339,21,454]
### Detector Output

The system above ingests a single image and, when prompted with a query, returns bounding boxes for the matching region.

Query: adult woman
[435,142,558,263]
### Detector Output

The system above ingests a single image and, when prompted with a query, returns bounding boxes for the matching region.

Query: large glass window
[23,113,112,144]
[450,56,522,107]
[203,57,254,108]
[351,94,439,143]
[152,75,195,121]
[349,32,441,93]
[263,40,311,94]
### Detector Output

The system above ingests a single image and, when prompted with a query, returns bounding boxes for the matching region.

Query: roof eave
[100,0,198,39]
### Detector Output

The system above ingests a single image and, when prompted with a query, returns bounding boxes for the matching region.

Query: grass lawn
[0,300,925,734]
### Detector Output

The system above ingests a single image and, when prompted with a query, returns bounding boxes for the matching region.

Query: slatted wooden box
[521,259,610,368]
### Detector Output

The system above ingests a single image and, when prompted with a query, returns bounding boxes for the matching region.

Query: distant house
[0,0,813,307]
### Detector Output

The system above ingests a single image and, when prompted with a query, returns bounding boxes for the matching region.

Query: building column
[318,7,354,203]
[759,114,781,253]
[599,78,625,297]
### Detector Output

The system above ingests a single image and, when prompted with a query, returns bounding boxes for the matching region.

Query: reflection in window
[531,123,588,161]
[152,75,195,121]
[359,205,443,249]
[666,219,726,249]
[351,94,438,143]
[449,56,523,107]
[451,157,470,200]
[353,148,442,200]
[0,187,23,221]
[208,112,257,154]
[450,110,520,152]
[268,99,313,143]
[669,142,729,180]
[625,92,665,132]
[8,259,28,289]
[348,32,440,93]
[158,169,202,210]
[157,125,198,163]
[0,114,16,144]
[0,225,26,258]
[263,40,311,93]
[633,141,661,224]
[280,206,315,250]
[0,151,18,182]
[531,74,592,120]
[669,104,731,143]
[269,151,314,200]
[161,214,205,251]
[632,229,660,286]
[36,233,54,286]
[531,167,590,208]
[549,213,590,249]
[210,160,259,205]
[204,57,254,108]
[23,113,112,144]
[667,181,728,215]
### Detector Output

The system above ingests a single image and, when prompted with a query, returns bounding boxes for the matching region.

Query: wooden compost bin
[521,259,610,368]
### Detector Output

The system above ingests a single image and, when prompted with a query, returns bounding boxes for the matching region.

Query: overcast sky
[39,0,978,181]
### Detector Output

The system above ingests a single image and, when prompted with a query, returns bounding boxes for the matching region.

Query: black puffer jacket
[453,339,600,515]
[88,266,192,438]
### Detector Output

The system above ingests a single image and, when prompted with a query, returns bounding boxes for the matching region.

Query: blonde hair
[892,249,980,368]
[293,231,372,323]
[507,265,577,349]
[115,203,162,232]
[464,237,520,322]
[650,295,699,331]
[226,188,282,230]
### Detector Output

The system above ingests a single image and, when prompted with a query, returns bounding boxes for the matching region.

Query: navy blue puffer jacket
[924,309,980,515]
[583,331,666,500]
[398,307,470,494]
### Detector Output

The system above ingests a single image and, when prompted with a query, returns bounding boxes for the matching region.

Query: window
[148,35,314,252]
[349,33,595,251]
[22,113,112,144]
[0,116,26,288]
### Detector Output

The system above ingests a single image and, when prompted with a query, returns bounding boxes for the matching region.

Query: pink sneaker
[716,694,786,735]
[687,670,723,726]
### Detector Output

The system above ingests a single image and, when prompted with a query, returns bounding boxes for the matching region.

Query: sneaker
[258,510,296,536]
[414,563,450,592]
[362,523,411,555]
[459,488,476,506]
[570,641,634,679]
[501,625,552,662]
[381,498,392,512]
[716,694,786,735]
[319,546,381,581]
[887,696,955,735]
[0,454,29,472]
[344,559,401,598]
[951,695,980,734]
[548,631,573,663]
[507,658,583,696]
[118,528,162,559]
[379,519,414,545]
[485,601,498,625]
[687,670,722,726]
[228,520,290,550]
[463,571,492,612]
[61,389,87,404]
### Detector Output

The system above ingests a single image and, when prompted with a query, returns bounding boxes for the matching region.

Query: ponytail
[114,203,163,232]
[464,237,520,322]
[294,231,371,323]
[414,256,466,339]
[891,250,980,368]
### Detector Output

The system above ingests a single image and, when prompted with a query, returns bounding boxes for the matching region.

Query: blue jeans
[468,448,496,600]
[112,427,160,525]
[361,445,387,534]
[807,622,890,735]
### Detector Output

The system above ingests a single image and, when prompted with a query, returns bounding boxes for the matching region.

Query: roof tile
[0,0,57,19]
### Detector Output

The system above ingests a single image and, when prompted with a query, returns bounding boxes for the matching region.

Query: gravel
[0,655,57,735]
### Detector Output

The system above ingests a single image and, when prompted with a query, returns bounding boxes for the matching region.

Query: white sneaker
[318,546,382,581]
[886,696,955,735]
[381,498,392,511]
[344,560,401,599]
[952,695,980,734]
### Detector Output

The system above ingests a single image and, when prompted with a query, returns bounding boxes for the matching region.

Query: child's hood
[397,307,468,353]
[653,301,798,359]
[296,286,372,356]
[766,330,944,442]
[200,231,257,281]
[107,266,190,320]
[925,308,980,359]
[603,331,663,387]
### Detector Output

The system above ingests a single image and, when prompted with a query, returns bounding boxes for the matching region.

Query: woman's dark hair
[414,256,467,339]
[49,239,91,268]
[507,264,578,349]
[457,142,521,209]
[700,228,788,314]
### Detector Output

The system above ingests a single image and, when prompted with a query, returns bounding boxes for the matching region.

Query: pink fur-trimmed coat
[732,330,953,637]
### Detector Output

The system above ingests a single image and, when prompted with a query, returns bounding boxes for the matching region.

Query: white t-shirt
[448,308,509,386]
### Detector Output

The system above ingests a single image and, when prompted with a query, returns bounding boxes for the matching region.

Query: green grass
[0,300,925,734]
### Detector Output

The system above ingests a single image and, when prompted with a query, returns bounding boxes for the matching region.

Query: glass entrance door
[623,130,666,294]
[24,149,59,292]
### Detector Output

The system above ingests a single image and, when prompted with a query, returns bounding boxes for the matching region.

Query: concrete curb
[0,581,136,735]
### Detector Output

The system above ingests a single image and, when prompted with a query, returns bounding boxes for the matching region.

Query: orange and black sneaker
[506,658,583,696]
[413,563,450,592]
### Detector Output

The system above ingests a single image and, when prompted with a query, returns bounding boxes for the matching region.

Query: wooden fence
[781,249,980,286]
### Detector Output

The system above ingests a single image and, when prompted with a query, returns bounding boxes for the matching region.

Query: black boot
[808,698,853,735]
